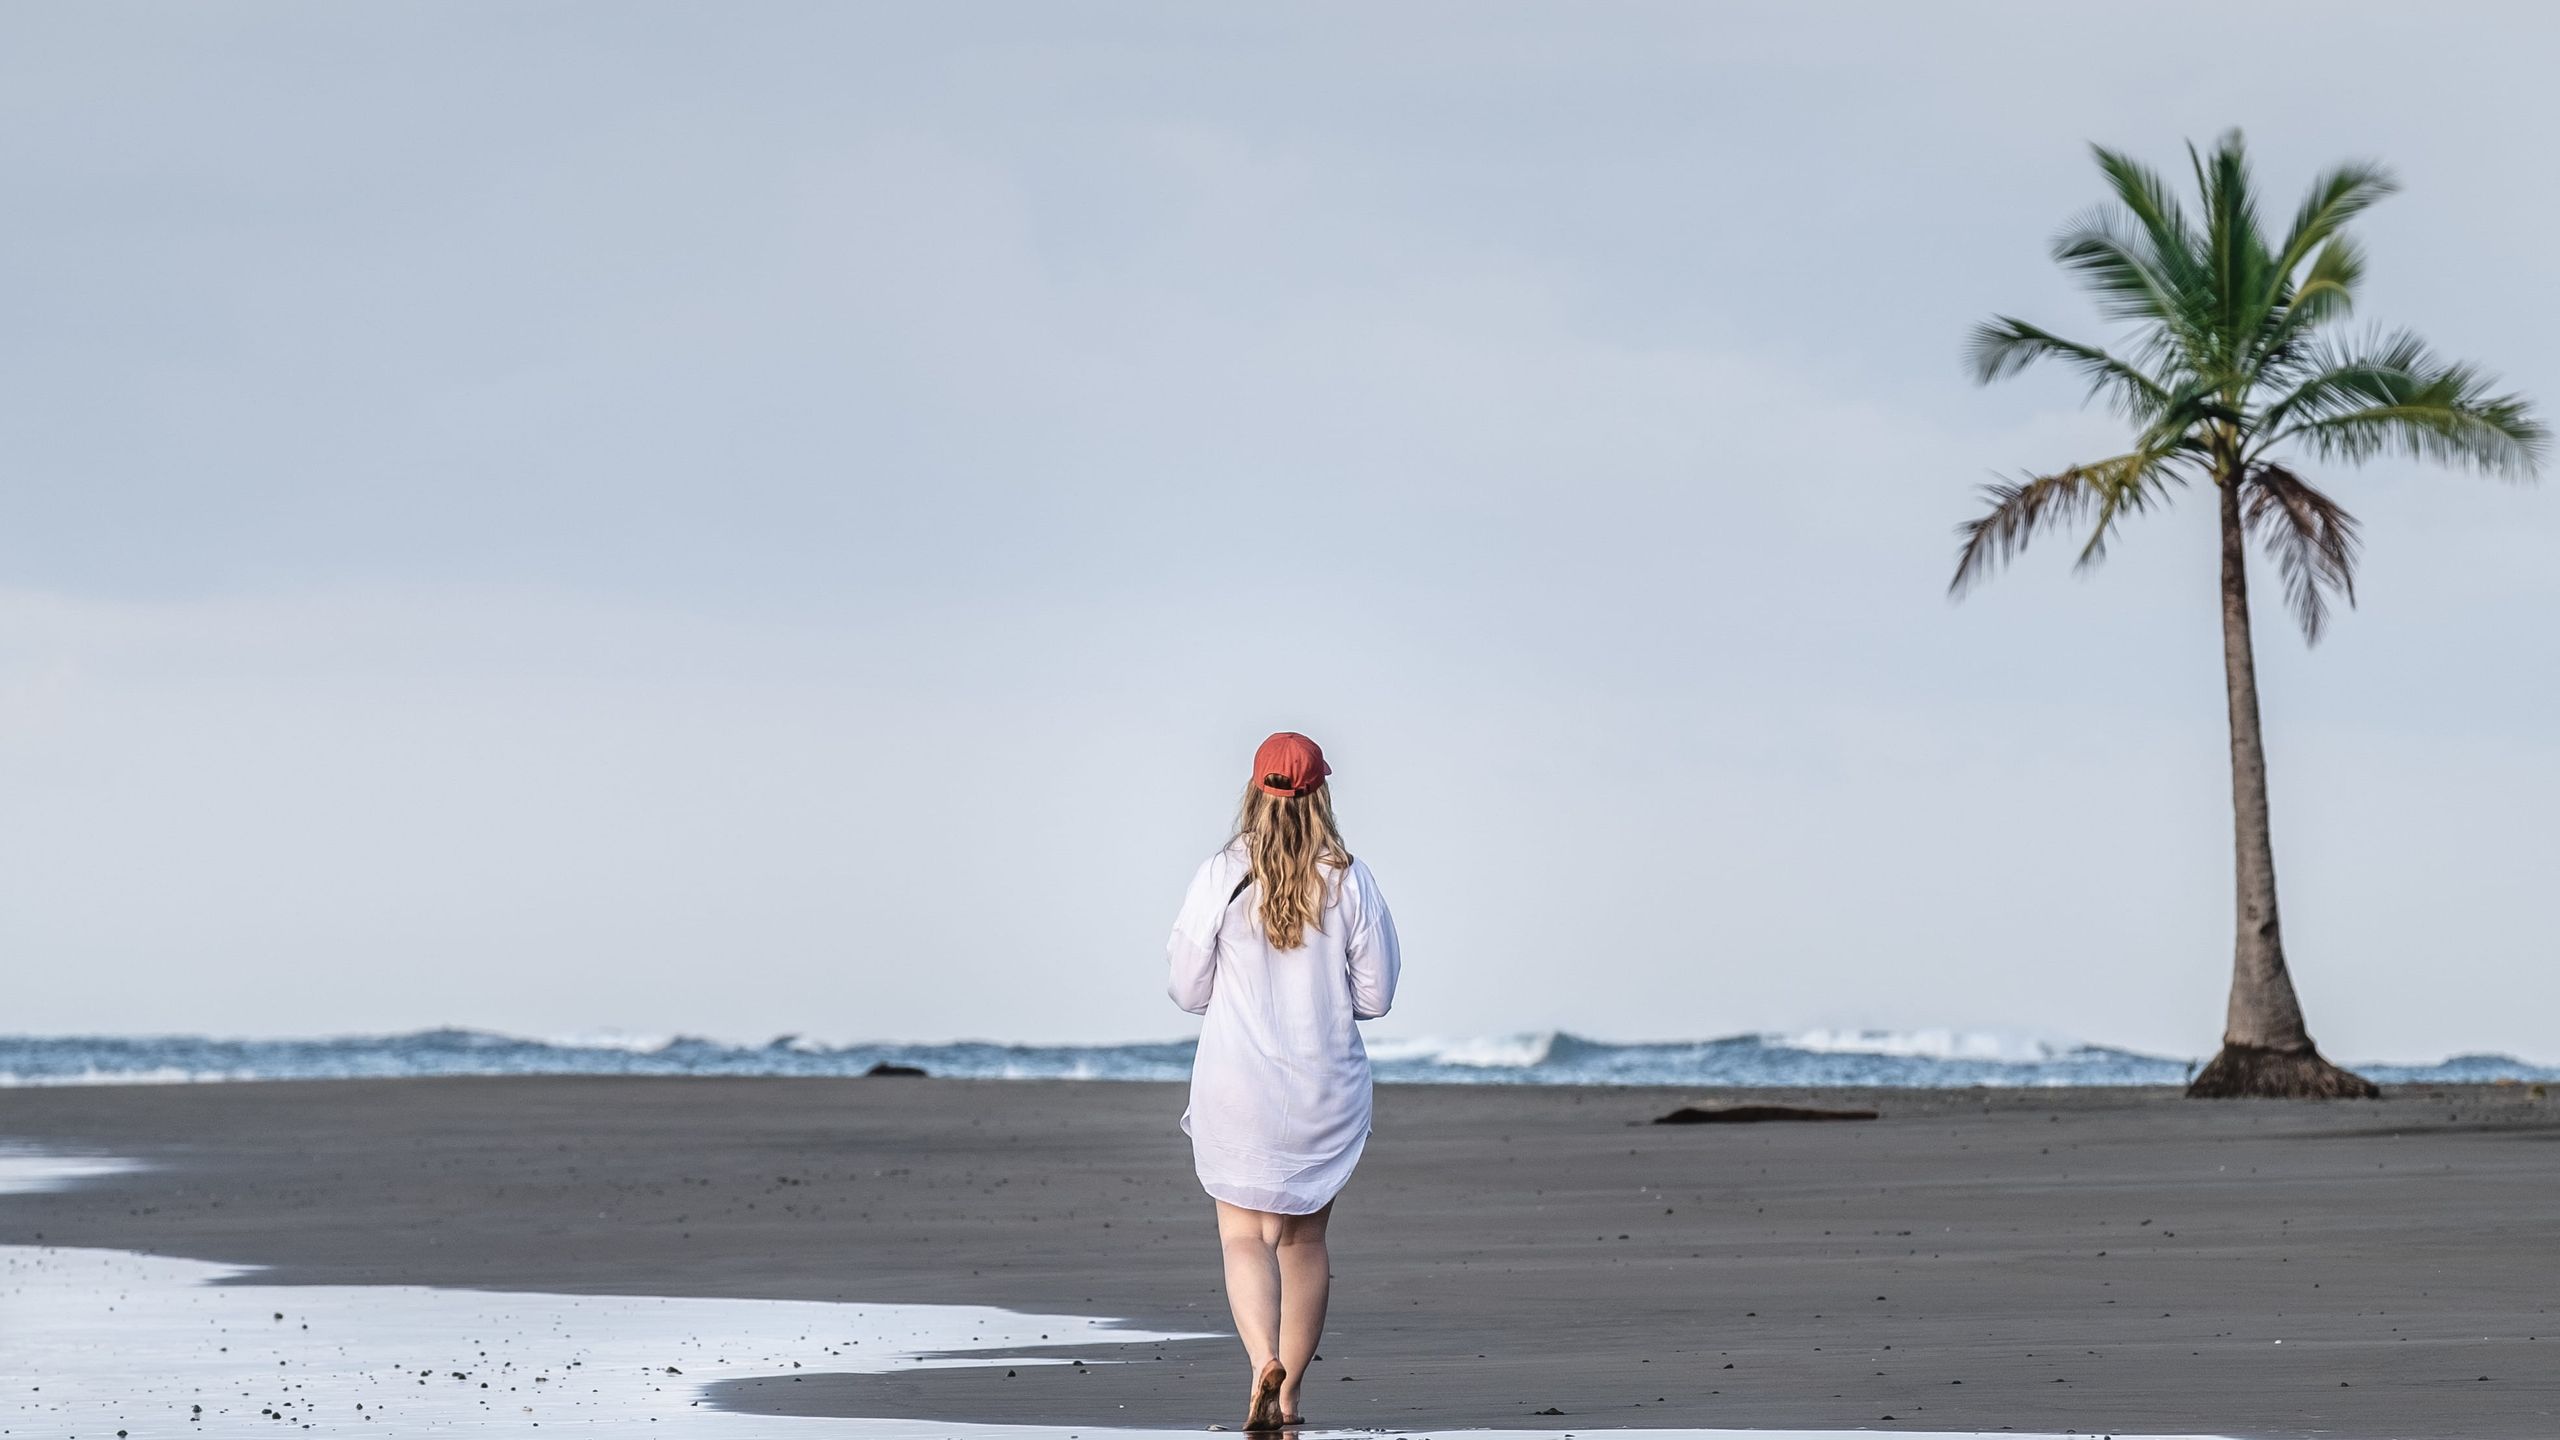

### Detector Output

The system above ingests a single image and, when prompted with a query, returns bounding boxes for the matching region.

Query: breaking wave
[0,1027,2548,1089]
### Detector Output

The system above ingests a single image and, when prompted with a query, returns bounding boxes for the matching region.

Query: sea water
[2,1027,2549,1089]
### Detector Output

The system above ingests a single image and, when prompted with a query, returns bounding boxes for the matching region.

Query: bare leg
[1214,1200,1284,1422]
[1273,1205,1331,1419]
[1214,1200,1333,1424]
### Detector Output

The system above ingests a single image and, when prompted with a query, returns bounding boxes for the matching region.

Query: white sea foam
[0,1147,142,1193]
[540,1028,685,1053]
[1367,1032,1560,1068]
[0,1064,251,1088]
[1766,1028,2076,1063]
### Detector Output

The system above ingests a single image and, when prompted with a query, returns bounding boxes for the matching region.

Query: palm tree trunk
[2186,474,2378,1099]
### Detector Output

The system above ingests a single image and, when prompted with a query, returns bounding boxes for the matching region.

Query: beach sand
[2,1076,2553,1437]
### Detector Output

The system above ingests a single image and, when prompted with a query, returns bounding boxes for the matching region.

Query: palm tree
[1953,132,2544,1098]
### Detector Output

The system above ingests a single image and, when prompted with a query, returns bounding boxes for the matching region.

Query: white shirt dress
[1166,838,1401,1215]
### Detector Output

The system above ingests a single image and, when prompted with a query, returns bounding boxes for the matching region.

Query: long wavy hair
[1233,780,1352,950]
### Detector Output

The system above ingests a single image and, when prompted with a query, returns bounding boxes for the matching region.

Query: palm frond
[2241,464,2361,644]
[2256,330,2433,432]
[2070,448,2186,570]
[1967,316,2170,419]
[2290,396,2546,475]
[1948,449,2182,596]
[2191,131,2272,358]
[2271,159,2398,283]
[2271,335,2548,476]
[1949,471,2094,598]
[2258,235,2365,363]
[2251,159,2396,386]
[2051,210,2212,351]
[2089,145,2202,290]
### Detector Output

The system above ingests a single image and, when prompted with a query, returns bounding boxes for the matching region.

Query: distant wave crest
[1766,1028,2090,1063]
[0,1028,2547,1089]
[1367,1032,1566,1068]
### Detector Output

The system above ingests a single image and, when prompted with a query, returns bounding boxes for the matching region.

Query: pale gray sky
[4,2,2556,1062]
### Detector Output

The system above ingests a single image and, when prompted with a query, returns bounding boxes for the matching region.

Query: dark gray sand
[3,1077,2554,1437]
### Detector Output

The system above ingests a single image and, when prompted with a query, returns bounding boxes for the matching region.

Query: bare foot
[1244,1360,1287,1432]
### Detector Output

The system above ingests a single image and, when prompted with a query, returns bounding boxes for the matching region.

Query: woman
[1167,731,1400,1433]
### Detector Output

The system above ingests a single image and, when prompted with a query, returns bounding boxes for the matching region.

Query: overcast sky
[4,2,2556,1063]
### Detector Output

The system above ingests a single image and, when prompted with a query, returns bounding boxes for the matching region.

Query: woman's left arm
[1346,861,1401,1021]
[1168,934,1218,1015]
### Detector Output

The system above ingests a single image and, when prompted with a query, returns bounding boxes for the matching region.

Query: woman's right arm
[1166,855,1227,1015]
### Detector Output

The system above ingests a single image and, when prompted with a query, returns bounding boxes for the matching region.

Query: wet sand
[2,1076,2554,1437]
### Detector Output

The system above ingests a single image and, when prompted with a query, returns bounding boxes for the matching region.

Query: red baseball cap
[1253,732,1331,797]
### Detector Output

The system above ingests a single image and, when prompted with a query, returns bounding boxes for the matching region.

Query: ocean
[1,1028,2549,1089]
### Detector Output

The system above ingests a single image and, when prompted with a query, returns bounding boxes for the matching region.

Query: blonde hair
[1233,780,1352,950]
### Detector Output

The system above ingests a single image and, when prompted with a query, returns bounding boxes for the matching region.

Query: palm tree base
[2185,1042,2381,1099]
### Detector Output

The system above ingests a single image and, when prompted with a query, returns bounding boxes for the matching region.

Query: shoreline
[3,1076,2554,1436]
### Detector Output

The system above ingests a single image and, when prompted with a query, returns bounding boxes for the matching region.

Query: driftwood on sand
[1651,1103,1878,1124]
